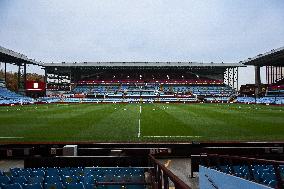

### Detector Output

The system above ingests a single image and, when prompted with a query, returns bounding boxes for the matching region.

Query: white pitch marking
[137,105,142,137]
[138,119,141,138]
[142,136,202,138]
[0,137,24,139]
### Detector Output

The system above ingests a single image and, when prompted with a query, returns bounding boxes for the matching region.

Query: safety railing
[149,154,191,189]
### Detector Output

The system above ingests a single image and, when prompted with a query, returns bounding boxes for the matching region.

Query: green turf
[0,103,283,142]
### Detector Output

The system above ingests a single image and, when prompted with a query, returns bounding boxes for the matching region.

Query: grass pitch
[0,103,283,142]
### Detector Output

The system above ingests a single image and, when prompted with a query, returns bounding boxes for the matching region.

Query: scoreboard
[26,81,45,91]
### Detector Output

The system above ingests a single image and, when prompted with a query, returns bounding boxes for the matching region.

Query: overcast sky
[0,0,284,86]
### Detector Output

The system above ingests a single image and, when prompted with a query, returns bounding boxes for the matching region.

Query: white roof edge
[0,46,43,65]
[240,46,284,64]
[43,62,245,67]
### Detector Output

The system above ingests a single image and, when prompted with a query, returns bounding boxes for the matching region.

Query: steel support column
[17,64,21,92]
[224,67,238,90]
[270,66,273,84]
[236,67,239,91]
[24,63,27,94]
[227,69,229,86]
[276,66,278,81]
[44,68,47,96]
[4,62,7,83]
[255,66,261,97]
[266,66,269,84]
[272,66,274,83]
[232,68,235,89]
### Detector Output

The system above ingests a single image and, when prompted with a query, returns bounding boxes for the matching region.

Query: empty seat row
[0,167,146,189]
[0,87,34,105]
[215,164,284,188]
[237,96,284,104]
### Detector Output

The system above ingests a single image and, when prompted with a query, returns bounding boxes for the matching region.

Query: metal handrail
[149,154,191,189]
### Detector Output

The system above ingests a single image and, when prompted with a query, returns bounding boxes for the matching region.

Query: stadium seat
[43,183,63,189]
[0,167,146,189]
[60,168,72,177]
[211,163,283,188]
[65,183,85,189]
[45,176,61,183]
[12,176,27,185]
[27,176,44,184]
[32,170,45,178]
[83,184,94,189]
[10,168,21,177]
[126,185,145,189]
[82,175,95,185]
[23,183,43,189]
[46,168,59,177]
[2,183,23,189]
[0,176,10,185]
[62,176,77,186]
[0,86,34,105]
[18,170,32,179]
[268,180,277,188]
[106,185,122,189]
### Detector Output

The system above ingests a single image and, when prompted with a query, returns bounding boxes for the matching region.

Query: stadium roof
[0,46,43,65]
[241,46,284,66]
[43,62,244,68]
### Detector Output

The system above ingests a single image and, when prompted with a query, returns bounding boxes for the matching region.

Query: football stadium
[0,1,284,189]
[0,45,284,189]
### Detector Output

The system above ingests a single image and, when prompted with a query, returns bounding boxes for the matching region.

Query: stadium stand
[0,167,146,189]
[1,46,284,189]
[199,154,284,189]
[266,78,284,97]
[237,78,284,104]
[236,96,284,104]
[68,79,235,103]
[0,80,34,105]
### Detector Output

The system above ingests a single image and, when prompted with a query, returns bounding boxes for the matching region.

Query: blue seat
[66,183,85,189]
[32,170,45,178]
[10,168,21,177]
[106,185,122,189]
[126,185,145,189]
[82,175,95,185]
[95,175,105,182]
[130,175,144,182]
[268,180,277,188]
[46,168,59,177]
[18,170,32,179]
[71,168,83,176]
[3,183,23,189]
[12,176,27,185]
[45,176,61,183]
[0,176,10,185]
[83,168,95,176]
[60,168,72,177]
[28,176,44,184]
[23,183,43,189]
[43,183,63,189]
[84,184,95,189]
[62,176,77,186]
